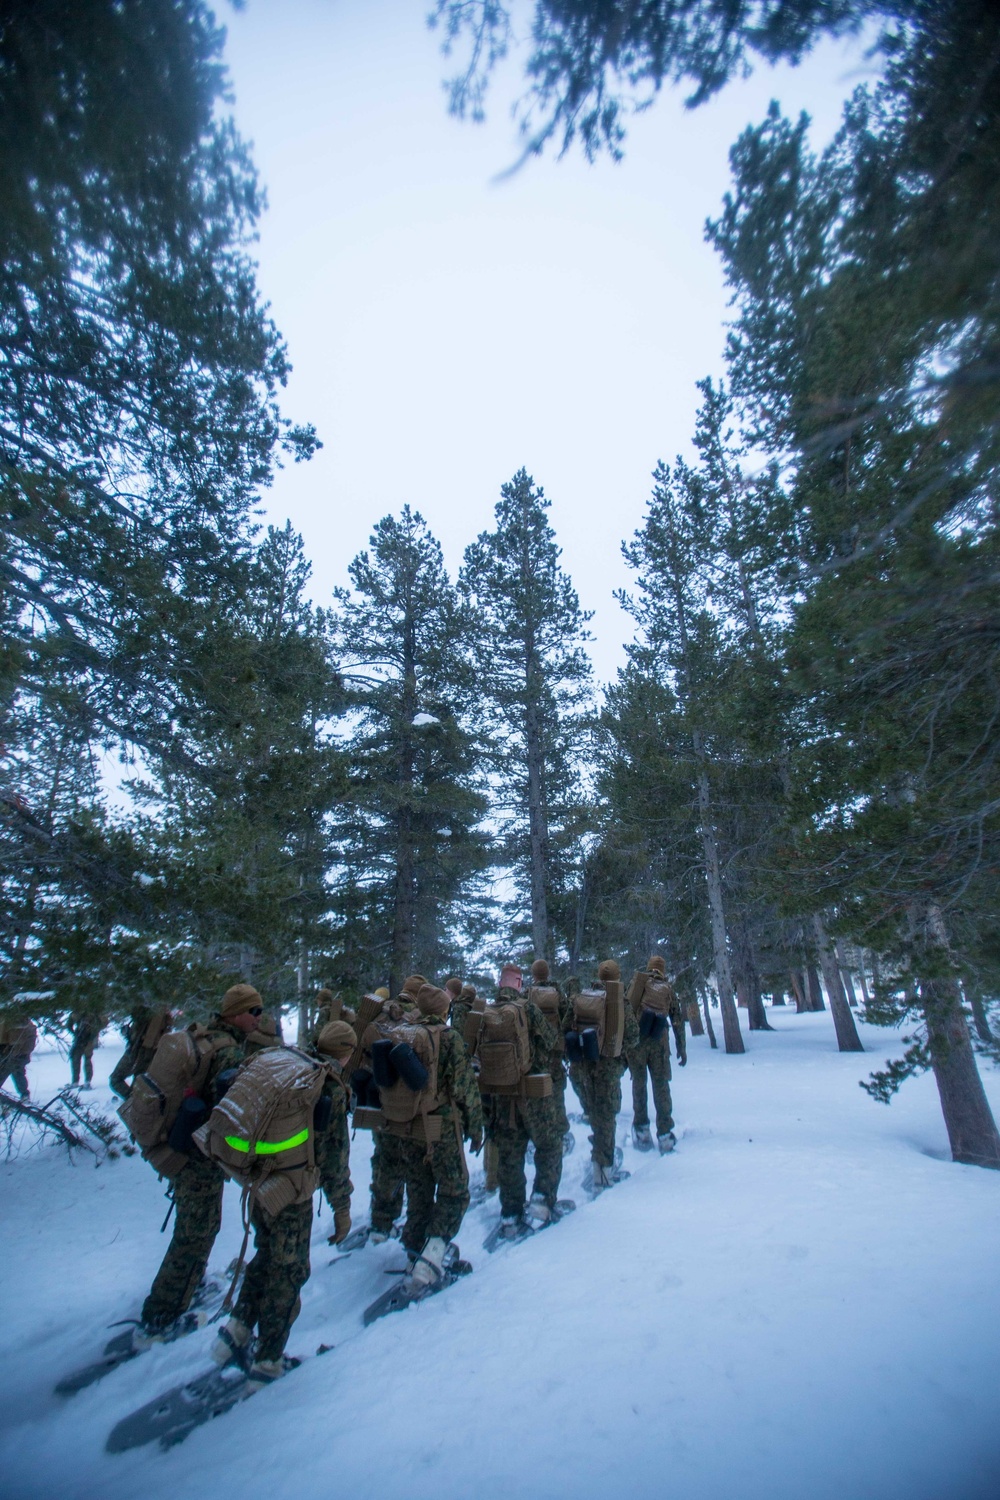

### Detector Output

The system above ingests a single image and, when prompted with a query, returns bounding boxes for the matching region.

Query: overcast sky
[223,2,872,687]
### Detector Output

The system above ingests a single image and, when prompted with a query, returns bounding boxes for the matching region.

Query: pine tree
[330,508,489,995]
[459,469,593,961]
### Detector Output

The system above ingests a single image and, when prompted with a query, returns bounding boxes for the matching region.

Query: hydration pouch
[167,1095,208,1153]
[351,1067,376,1108]
[313,1091,333,1133]
[389,1041,429,1092]
[565,1031,583,1063]
[581,1028,601,1062]
[371,1039,398,1090]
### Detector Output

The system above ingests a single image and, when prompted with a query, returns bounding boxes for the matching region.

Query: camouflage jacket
[422,1015,484,1144]
[200,1018,251,1105]
[314,1059,353,1210]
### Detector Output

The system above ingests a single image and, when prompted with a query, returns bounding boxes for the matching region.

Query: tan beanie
[317,1020,357,1058]
[401,974,428,999]
[374,986,390,1001]
[597,960,621,982]
[530,959,550,982]
[460,984,477,1002]
[316,988,334,1004]
[416,984,450,1017]
[219,983,262,1018]
[445,976,462,999]
[647,955,666,975]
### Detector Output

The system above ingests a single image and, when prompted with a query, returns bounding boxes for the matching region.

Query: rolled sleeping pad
[371,1039,398,1090]
[389,1041,429,1092]
[639,1007,657,1040]
[214,1067,240,1101]
[651,1012,668,1040]
[581,1027,600,1062]
[312,1091,333,1132]
[564,1031,583,1063]
[351,1067,376,1108]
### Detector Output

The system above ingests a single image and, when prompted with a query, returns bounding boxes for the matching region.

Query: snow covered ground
[2,1009,999,1500]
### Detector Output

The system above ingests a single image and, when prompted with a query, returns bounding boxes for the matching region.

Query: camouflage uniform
[485,989,564,1217]
[364,995,420,1234]
[395,1018,483,1252]
[231,1199,312,1363]
[141,1019,247,1330]
[564,993,639,1169]
[0,1018,35,1098]
[109,1008,171,1100]
[627,979,687,1137]
[316,1069,353,1214]
[69,1011,107,1086]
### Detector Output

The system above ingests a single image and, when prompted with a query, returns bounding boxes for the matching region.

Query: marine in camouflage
[316,1070,353,1213]
[395,1013,483,1252]
[232,1199,312,1363]
[140,1017,248,1330]
[563,976,639,1169]
[626,967,687,1136]
[484,989,563,1214]
[370,1130,408,1234]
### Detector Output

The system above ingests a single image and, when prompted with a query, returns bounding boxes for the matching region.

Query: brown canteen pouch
[484,1072,553,1100]
[353,1105,385,1131]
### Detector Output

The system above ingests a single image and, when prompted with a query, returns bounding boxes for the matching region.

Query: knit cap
[416,984,450,1018]
[401,974,428,1000]
[597,960,621,982]
[219,984,262,1018]
[647,955,666,975]
[530,959,550,982]
[317,1020,358,1058]
[445,976,462,999]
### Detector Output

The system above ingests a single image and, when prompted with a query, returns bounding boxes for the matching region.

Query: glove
[678,1052,687,1067]
[332,1206,352,1244]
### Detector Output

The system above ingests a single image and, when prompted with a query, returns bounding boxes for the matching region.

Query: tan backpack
[193,1045,331,1216]
[572,980,626,1060]
[364,1017,445,1148]
[528,985,564,1054]
[475,1000,533,1094]
[118,1025,233,1179]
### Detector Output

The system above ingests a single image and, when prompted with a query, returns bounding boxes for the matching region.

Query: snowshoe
[55,1306,213,1397]
[631,1124,654,1152]
[657,1130,677,1154]
[106,1356,302,1453]
[362,1261,463,1325]
[562,1129,576,1156]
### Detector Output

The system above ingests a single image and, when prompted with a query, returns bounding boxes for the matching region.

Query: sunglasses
[247,1007,263,1018]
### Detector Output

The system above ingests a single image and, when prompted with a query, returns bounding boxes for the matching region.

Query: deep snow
[1,1010,999,1500]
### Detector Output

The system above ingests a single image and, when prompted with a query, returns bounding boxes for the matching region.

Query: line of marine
[108,955,689,1387]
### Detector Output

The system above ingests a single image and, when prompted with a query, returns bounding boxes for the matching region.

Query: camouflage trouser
[142,1156,224,1329]
[396,1115,469,1252]
[233,1199,312,1363]
[580,1058,625,1168]
[568,1060,593,1120]
[551,1061,569,1135]
[70,1038,96,1085]
[627,1033,674,1135]
[0,1051,30,1098]
[370,1130,408,1233]
[488,1094,564,1217]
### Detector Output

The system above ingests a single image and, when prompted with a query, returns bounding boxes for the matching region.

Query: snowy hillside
[2,1013,999,1500]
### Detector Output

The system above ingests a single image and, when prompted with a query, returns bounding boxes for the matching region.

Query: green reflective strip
[224,1128,310,1156]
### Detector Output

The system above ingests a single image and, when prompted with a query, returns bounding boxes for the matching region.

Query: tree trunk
[687,1001,705,1036]
[569,855,591,974]
[789,970,808,1013]
[915,904,1000,1168]
[735,980,748,1008]
[390,657,418,997]
[696,759,744,1054]
[701,989,718,1049]
[813,915,864,1051]
[835,940,859,1007]
[771,988,787,1006]
[296,940,309,1046]
[857,958,871,1006]
[746,983,774,1031]
[964,982,994,1044]
[523,653,550,958]
[806,964,826,1011]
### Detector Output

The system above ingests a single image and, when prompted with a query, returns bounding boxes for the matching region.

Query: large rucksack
[568,980,626,1061]
[527,985,564,1055]
[362,1016,445,1146]
[193,1045,331,1216]
[627,970,675,1039]
[466,999,553,1100]
[118,1025,233,1179]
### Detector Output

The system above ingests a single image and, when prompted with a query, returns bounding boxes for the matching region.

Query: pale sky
[223,2,871,686]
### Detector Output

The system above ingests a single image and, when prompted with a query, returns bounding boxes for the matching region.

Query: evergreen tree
[459,469,593,961]
[330,509,489,995]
